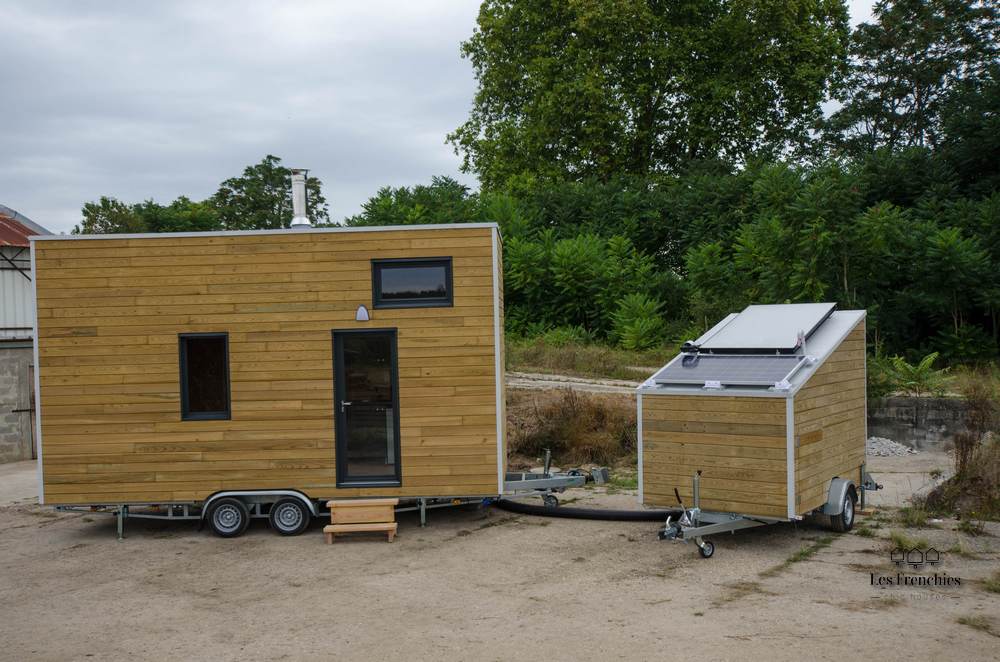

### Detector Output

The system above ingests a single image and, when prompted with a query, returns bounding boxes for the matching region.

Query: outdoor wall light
[355,305,370,322]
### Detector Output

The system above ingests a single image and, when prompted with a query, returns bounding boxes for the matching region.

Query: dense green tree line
[78,1,999,363]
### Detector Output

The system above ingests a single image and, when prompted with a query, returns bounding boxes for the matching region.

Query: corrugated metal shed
[0,208,48,340]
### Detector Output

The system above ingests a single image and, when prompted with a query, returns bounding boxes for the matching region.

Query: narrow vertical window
[179,333,230,420]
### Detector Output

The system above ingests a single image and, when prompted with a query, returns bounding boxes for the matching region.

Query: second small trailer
[638,303,879,558]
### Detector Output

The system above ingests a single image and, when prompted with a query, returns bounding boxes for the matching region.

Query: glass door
[333,329,401,487]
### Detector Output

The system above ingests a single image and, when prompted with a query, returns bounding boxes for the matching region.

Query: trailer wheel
[698,540,715,558]
[542,494,559,508]
[208,497,250,538]
[828,491,856,533]
[269,498,311,536]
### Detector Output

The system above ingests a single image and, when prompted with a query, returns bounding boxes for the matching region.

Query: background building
[1,205,49,462]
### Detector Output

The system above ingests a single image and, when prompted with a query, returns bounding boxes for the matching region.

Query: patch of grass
[947,541,981,559]
[898,506,931,528]
[957,518,986,536]
[983,571,1000,594]
[879,595,904,608]
[957,615,998,637]
[760,536,835,578]
[855,525,876,538]
[712,581,772,606]
[889,530,929,550]
[507,337,672,382]
[607,472,638,491]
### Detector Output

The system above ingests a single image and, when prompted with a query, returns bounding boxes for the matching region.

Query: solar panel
[651,354,806,387]
[697,303,836,353]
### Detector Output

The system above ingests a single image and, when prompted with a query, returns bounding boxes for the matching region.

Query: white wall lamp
[355,305,370,322]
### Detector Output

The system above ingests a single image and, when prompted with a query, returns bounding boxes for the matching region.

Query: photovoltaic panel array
[651,354,805,387]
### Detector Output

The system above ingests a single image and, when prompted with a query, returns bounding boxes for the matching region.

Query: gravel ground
[2,455,999,661]
[867,436,920,457]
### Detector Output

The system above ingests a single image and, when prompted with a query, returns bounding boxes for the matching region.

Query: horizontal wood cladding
[794,322,867,514]
[35,227,501,504]
[642,394,787,518]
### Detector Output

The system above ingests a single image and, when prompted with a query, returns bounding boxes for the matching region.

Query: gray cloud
[0,1,874,234]
[0,1,481,232]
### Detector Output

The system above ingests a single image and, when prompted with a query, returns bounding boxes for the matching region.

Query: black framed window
[372,257,453,309]
[179,333,230,421]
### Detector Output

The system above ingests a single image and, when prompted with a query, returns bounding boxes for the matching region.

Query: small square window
[179,333,230,420]
[372,258,453,309]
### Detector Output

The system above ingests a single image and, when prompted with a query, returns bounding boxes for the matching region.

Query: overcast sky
[0,1,875,234]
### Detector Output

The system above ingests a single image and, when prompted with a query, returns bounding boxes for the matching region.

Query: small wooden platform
[324,498,399,543]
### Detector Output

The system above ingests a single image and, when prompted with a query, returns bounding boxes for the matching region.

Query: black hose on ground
[494,498,681,521]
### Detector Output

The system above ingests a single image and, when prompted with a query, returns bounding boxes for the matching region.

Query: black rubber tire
[268,498,311,536]
[542,494,559,508]
[208,497,251,538]
[698,540,715,558]
[828,491,856,533]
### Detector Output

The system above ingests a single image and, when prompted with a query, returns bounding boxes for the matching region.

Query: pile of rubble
[867,436,919,457]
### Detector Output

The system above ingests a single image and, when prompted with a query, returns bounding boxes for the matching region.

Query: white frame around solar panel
[651,353,808,388]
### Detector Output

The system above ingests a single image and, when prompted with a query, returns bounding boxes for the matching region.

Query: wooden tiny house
[638,304,867,522]
[31,223,507,519]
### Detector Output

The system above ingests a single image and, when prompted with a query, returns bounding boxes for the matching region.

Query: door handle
[340,401,352,413]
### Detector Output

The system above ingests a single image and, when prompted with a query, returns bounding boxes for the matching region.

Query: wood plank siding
[34,226,503,504]
[793,320,866,513]
[640,395,788,518]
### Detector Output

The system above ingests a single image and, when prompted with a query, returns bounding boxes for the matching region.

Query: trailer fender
[821,478,857,516]
[200,490,318,520]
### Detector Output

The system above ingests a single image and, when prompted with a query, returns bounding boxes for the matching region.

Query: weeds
[948,541,980,559]
[898,506,930,528]
[855,525,876,538]
[889,530,929,550]
[926,374,1000,520]
[759,536,834,578]
[507,389,636,465]
[983,571,1000,594]
[957,615,997,637]
[957,518,987,536]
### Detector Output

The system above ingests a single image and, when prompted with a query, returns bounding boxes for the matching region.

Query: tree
[449,0,849,187]
[73,197,147,234]
[825,0,999,156]
[345,176,478,226]
[211,155,329,230]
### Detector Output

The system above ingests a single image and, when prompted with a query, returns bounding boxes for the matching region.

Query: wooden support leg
[325,532,333,544]
[387,530,395,543]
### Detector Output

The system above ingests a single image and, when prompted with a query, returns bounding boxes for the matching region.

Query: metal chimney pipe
[290,168,310,227]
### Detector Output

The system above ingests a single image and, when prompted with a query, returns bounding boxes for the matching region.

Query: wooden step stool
[324,498,398,543]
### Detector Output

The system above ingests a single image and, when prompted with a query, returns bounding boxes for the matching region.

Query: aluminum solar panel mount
[651,353,809,390]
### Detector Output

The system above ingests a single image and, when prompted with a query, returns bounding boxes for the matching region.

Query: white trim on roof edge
[29,222,499,242]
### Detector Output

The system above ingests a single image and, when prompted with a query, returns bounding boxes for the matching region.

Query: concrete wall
[0,345,34,463]
[867,397,968,451]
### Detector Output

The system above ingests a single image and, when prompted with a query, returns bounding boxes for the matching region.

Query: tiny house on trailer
[638,303,878,558]
[31,221,509,537]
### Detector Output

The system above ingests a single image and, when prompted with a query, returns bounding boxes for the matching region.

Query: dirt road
[1,455,998,661]
[507,371,640,394]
